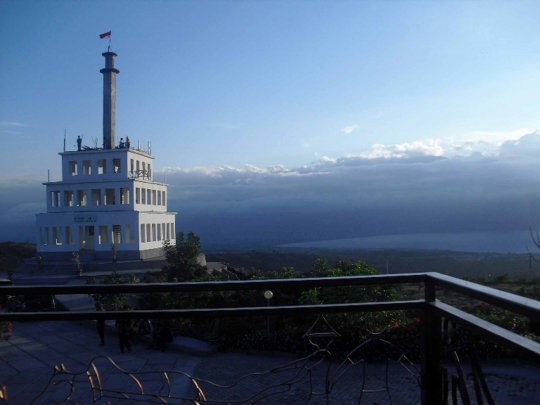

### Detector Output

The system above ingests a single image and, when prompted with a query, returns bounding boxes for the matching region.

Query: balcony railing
[1,272,539,404]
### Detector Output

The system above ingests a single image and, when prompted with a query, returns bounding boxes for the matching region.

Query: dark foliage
[0,241,36,273]
[162,232,207,282]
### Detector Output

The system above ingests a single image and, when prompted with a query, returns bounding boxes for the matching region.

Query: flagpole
[108,34,111,52]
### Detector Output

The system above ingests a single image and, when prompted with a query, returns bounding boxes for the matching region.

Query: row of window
[39,222,175,246]
[140,222,175,243]
[51,188,131,207]
[135,188,166,206]
[50,188,166,208]
[39,224,136,246]
[69,158,152,180]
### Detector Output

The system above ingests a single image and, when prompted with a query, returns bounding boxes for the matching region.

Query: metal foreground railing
[1,272,539,404]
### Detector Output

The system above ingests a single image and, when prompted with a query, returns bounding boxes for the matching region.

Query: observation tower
[35,51,176,261]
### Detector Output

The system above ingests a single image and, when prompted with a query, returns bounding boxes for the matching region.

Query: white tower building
[35,51,176,261]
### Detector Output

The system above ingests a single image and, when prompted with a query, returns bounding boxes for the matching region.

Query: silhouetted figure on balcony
[96,303,105,346]
[115,306,131,353]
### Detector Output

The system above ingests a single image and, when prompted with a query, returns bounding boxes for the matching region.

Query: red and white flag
[99,31,111,39]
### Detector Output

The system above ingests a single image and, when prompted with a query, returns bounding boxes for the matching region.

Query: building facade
[35,51,176,261]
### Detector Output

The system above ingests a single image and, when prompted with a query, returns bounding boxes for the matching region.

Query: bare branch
[529,227,540,249]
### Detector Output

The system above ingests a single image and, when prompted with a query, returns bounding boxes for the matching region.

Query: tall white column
[100,52,120,149]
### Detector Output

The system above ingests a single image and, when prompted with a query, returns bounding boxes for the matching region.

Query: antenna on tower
[63,129,66,152]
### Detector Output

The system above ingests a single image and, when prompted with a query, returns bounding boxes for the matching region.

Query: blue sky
[2,1,540,251]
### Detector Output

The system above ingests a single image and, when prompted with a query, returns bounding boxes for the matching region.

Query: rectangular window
[171,223,175,239]
[147,189,151,205]
[91,189,101,206]
[141,188,146,204]
[79,226,84,249]
[135,188,140,204]
[112,224,122,244]
[152,224,156,241]
[162,191,166,206]
[65,226,74,245]
[69,161,77,176]
[113,158,121,173]
[148,164,151,180]
[105,188,116,205]
[157,223,161,241]
[64,190,74,207]
[99,226,108,244]
[98,159,106,174]
[83,160,91,175]
[146,224,151,243]
[140,224,145,243]
[142,162,146,178]
[136,160,140,177]
[162,223,165,241]
[130,159,134,176]
[120,188,130,204]
[157,190,161,205]
[53,227,61,245]
[166,223,170,240]
[51,191,60,207]
[152,190,156,205]
[77,190,87,206]
[44,227,50,245]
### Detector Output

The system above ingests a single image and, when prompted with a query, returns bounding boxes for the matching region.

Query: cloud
[2,131,540,249]
[458,128,531,144]
[440,128,534,158]
[159,131,540,246]
[360,139,444,159]
[341,124,360,134]
[499,132,540,160]
[0,130,26,135]
[0,121,24,127]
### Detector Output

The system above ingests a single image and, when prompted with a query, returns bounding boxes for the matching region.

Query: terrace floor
[1,319,539,404]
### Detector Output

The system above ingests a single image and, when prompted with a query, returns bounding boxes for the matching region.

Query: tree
[162,231,207,282]
[85,271,140,310]
[528,227,540,267]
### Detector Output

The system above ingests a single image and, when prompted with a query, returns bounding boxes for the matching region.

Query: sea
[281,230,535,254]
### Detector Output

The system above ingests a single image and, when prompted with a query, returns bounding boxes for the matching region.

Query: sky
[1,0,540,251]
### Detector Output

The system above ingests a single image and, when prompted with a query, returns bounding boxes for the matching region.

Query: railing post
[421,280,443,405]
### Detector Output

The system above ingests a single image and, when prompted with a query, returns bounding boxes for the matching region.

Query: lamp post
[264,290,273,335]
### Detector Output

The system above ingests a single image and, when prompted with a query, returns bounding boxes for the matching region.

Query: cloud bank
[341,124,360,134]
[1,132,539,250]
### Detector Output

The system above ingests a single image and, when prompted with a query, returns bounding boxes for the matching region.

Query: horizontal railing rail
[427,272,540,319]
[0,273,428,295]
[0,300,426,322]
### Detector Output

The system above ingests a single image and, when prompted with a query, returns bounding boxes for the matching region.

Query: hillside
[206,248,540,281]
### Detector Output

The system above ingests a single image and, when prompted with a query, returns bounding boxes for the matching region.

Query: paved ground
[0,320,201,404]
[1,319,540,404]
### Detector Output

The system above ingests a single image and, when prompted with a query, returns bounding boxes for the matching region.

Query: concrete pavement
[0,320,202,404]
